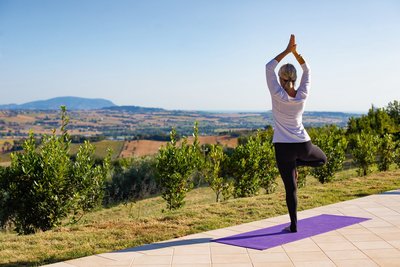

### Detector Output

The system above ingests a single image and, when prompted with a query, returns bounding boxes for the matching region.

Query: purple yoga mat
[212,214,370,250]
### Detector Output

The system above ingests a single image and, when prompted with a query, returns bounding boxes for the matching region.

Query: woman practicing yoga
[266,34,327,232]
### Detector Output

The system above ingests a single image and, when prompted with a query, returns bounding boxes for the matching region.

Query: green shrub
[104,156,158,205]
[350,131,379,176]
[347,105,397,136]
[309,126,348,183]
[378,134,396,171]
[156,123,202,210]
[0,107,110,234]
[205,144,228,202]
[231,130,278,197]
[221,179,235,201]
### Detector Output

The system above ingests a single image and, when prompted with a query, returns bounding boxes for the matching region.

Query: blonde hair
[278,64,297,82]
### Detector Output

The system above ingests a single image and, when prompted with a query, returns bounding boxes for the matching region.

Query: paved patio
[45,189,400,267]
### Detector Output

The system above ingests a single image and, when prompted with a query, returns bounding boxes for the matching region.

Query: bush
[350,131,379,176]
[386,100,400,125]
[0,107,110,234]
[395,142,400,169]
[205,144,229,202]
[258,132,279,194]
[156,123,202,210]
[347,105,397,136]
[309,126,348,183]
[104,156,158,205]
[378,134,396,171]
[230,130,278,197]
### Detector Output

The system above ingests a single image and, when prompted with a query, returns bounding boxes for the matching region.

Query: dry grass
[181,135,238,148]
[0,168,399,266]
[120,140,167,158]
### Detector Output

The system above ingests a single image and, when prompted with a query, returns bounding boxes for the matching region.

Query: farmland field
[0,108,359,140]
[0,107,359,164]
[69,140,124,160]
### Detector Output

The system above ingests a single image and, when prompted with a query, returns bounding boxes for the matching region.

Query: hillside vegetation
[0,100,399,266]
[0,168,399,266]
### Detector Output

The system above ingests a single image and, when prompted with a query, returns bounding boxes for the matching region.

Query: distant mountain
[0,96,116,110]
[102,105,165,113]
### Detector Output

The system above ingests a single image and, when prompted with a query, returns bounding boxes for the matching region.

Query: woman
[266,34,327,233]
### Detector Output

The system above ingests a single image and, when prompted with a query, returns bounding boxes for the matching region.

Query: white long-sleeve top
[265,59,311,143]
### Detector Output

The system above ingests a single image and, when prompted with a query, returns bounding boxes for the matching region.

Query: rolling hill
[0,96,116,110]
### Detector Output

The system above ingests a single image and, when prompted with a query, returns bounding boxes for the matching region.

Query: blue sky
[0,0,399,112]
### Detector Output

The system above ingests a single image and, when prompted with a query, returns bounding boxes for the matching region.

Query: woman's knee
[312,144,327,165]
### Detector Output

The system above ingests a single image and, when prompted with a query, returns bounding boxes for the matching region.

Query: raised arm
[266,34,297,95]
[292,49,306,65]
[275,34,306,65]
[266,34,309,96]
[274,34,295,62]
[293,39,310,99]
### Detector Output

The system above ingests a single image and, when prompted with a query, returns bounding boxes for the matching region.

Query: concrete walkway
[45,189,400,267]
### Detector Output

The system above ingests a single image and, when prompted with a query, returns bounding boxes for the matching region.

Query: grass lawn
[0,168,399,266]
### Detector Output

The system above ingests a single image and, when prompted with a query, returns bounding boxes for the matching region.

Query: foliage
[386,100,400,125]
[70,140,111,216]
[190,122,207,187]
[297,166,310,188]
[309,126,348,183]
[350,131,379,176]
[104,156,158,205]
[221,179,235,201]
[230,130,278,197]
[0,106,111,234]
[377,134,397,171]
[258,131,279,194]
[1,168,400,266]
[396,142,400,168]
[204,144,228,202]
[347,105,397,137]
[156,123,202,210]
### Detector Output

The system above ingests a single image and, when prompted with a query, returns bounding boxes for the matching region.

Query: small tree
[258,132,279,194]
[378,133,396,171]
[346,105,397,136]
[386,100,400,125]
[309,126,348,183]
[190,122,207,187]
[350,131,379,176]
[156,123,201,210]
[205,144,228,202]
[221,179,235,201]
[230,130,278,197]
[0,106,111,234]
